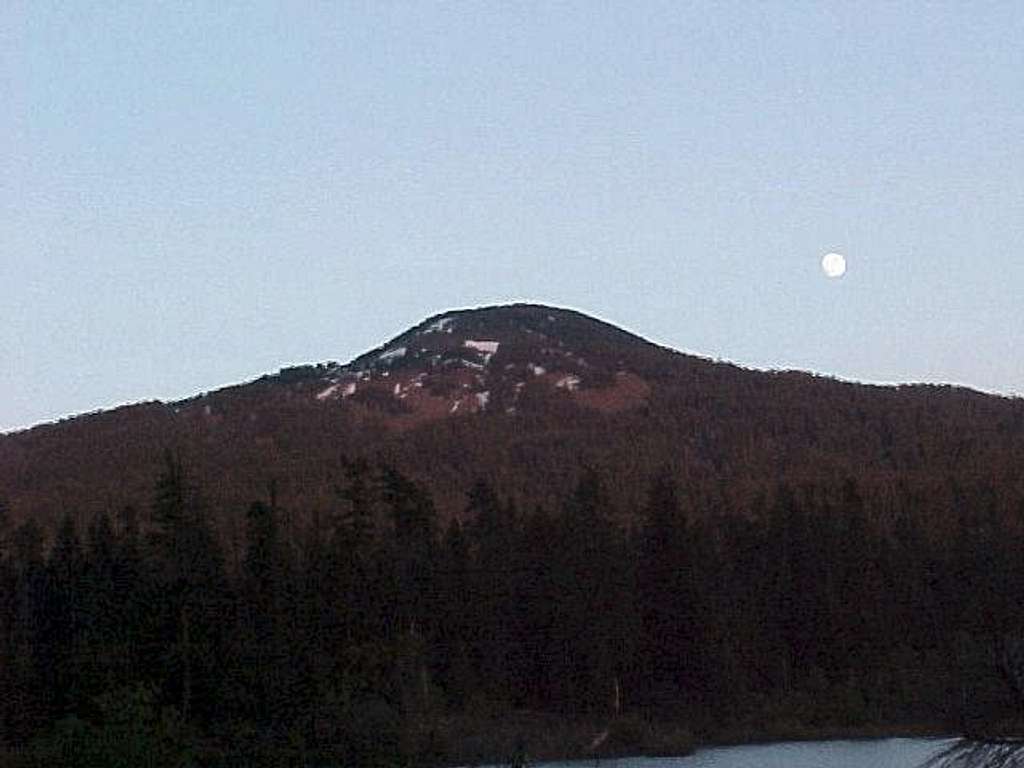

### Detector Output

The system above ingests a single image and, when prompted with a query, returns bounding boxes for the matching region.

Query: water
[533,738,953,768]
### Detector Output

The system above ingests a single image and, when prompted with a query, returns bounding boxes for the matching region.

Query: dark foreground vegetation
[1,453,1023,765]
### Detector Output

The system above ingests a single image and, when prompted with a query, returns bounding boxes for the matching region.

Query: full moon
[821,252,847,278]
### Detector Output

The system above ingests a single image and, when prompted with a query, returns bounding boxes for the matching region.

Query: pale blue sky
[3,1,1023,432]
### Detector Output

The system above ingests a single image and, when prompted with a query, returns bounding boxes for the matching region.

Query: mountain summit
[305,304,659,426]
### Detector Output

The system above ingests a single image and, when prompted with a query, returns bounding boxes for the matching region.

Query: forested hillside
[3,304,1024,763]
[3,305,1024,553]
[1,455,1022,764]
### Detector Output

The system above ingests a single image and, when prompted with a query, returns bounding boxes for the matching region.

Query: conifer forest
[2,453,1022,765]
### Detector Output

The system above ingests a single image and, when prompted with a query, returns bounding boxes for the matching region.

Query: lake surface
[533,738,953,768]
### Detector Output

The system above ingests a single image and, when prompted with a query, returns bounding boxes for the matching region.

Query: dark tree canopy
[2,455,1023,765]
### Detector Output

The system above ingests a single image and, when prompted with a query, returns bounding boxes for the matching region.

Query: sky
[3,1,1023,432]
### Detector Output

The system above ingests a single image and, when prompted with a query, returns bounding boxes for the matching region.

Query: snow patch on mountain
[464,339,499,355]
[464,340,499,363]
[423,316,454,334]
[316,384,340,401]
[378,346,407,363]
[556,375,581,391]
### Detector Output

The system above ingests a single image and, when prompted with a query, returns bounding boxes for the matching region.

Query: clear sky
[3,1,1023,432]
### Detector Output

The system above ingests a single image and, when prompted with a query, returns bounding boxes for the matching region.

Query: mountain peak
[310,304,658,424]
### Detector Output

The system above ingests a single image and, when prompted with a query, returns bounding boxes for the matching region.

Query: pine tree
[44,513,86,715]
[4,520,48,740]
[637,470,692,709]
[149,451,228,726]
[464,479,518,702]
[241,498,292,727]
[381,465,438,635]
[550,469,630,714]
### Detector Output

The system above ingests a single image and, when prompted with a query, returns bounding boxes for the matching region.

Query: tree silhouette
[149,450,228,725]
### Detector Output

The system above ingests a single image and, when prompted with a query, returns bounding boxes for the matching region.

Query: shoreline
[0,714,959,768]
[436,713,956,767]
[704,722,953,750]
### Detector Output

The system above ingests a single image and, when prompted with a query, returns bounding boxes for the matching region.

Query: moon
[821,252,847,278]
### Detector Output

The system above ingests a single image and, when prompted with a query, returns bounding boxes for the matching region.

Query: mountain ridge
[6,301,1011,438]
[3,303,1024,547]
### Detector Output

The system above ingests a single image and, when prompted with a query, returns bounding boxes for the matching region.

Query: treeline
[1,456,1022,764]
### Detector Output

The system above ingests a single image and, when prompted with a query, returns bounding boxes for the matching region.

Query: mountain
[308,303,659,423]
[3,302,1024,544]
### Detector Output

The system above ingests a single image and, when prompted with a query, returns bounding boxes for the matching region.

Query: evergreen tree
[240,498,293,728]
[77,511,121,699]
[381,465,438,635]
[43,513,86,715]
[4,520,48,741]
[550,469,631,714]
[149,451,229,727]
[435,518,474,706]
[463,479,519,702]
[637,470,701,712]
